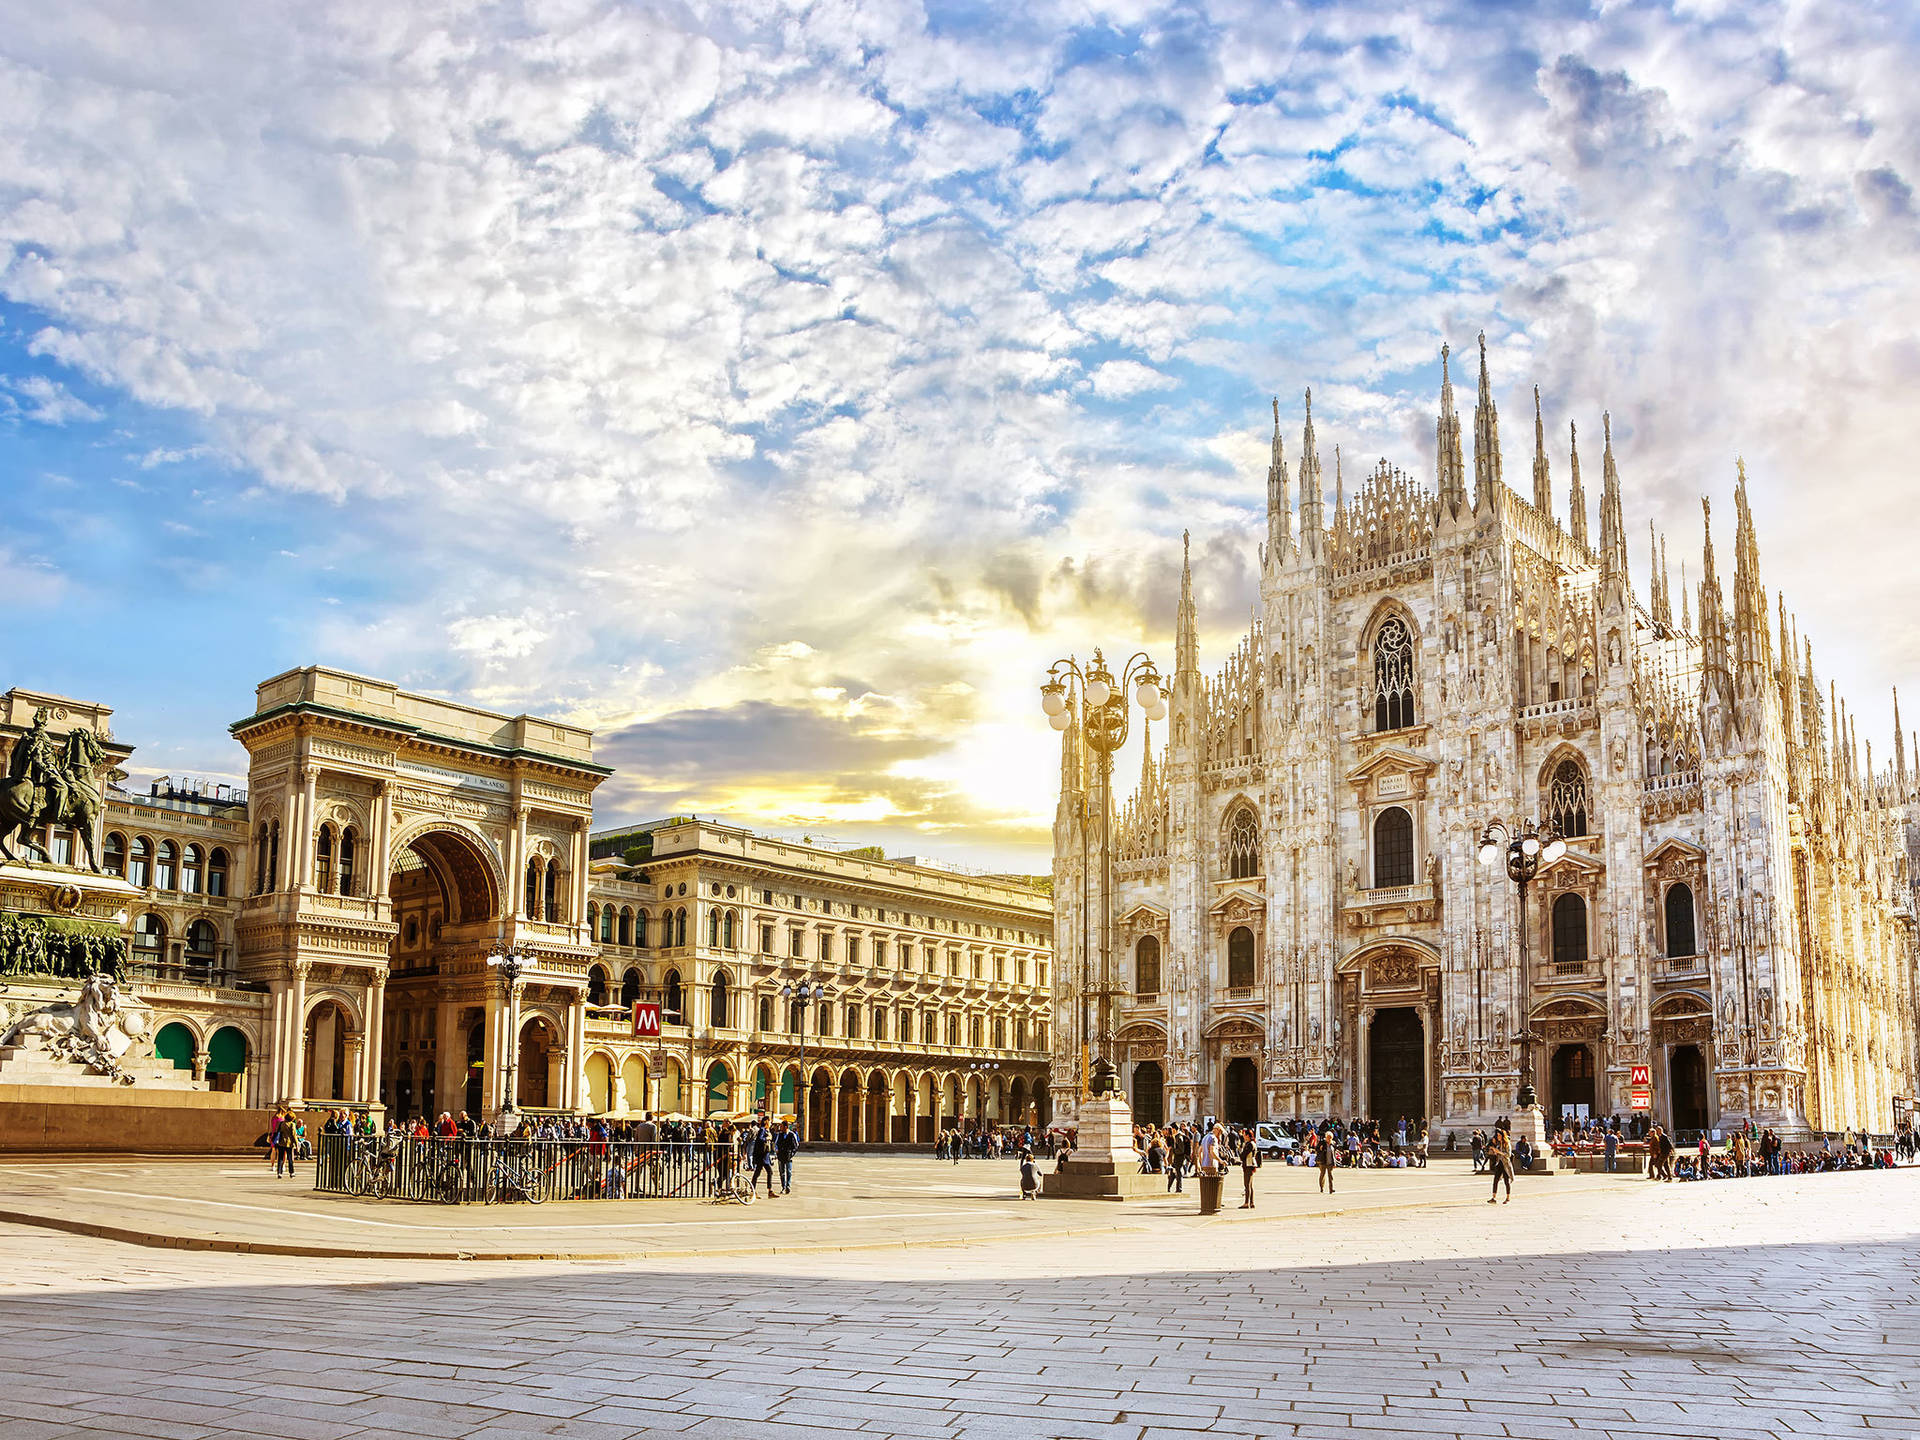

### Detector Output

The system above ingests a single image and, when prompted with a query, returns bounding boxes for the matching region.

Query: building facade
[576,818,1053,1141]
[1052,338,1920,1140]
[4,671,1055,1137]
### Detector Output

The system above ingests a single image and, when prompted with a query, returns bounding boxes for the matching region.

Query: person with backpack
[774,1120,799,1195]
[1018,1147,1039,1201]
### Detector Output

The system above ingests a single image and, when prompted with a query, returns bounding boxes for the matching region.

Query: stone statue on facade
[1,971,145,1084]
[0,711,109,869]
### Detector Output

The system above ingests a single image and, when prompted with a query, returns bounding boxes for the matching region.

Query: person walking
[1486,1126,1514,1204]
[1603,1126,1619,1174]
[1167,1126,1189,1193]
[1315,1125,1337,1194]
[749,1121,777,1197]
[1471,1128,1486,1174]
[1238,1128,1261,1209]
[774,1120,798,1195]
[272,1108,298,1178]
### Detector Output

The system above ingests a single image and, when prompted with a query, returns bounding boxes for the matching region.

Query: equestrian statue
[0,708,109,869]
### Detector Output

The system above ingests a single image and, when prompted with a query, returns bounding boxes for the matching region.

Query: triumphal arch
[232,666,607,1116]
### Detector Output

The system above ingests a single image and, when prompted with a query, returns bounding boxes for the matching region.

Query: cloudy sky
[3,1,1917,870]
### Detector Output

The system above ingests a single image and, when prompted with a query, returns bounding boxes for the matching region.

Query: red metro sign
[632,1002,661,1037]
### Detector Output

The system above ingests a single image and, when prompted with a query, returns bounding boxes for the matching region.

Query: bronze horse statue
[0,725,108,870]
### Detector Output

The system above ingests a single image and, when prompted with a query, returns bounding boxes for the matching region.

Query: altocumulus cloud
[1,1,1918,868]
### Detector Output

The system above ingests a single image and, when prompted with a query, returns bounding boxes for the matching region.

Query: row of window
[102,834,232,896]
[584,964,1047,1050]
[129,912,223,965]
[587,902,1047,984]
[677,881,1042,943]
[1129,881,1699,993]
[1222,762,1593,889]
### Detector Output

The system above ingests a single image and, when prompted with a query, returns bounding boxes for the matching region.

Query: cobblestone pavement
[1,1164,1916,1439]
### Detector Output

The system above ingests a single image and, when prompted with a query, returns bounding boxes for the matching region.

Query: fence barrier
[314,1133,732,1203]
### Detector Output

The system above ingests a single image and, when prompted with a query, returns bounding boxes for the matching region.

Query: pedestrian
[273,1108,298,1178]
[1238,1129,1260,1209]
[1604,1126,1619,1174]
[1019,1147,1039,1201]
[1471,1128,1486,1174]
[750,1121,777,1197]
[1315,1125,1337,1194]
[1486,1126,1513,1204]
[774,1120,798,1195]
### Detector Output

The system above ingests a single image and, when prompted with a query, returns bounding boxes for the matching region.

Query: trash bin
[1198,1170,1223,1215]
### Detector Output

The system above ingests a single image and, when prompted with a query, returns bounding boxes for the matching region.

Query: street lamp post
[968,1059,1001,1132]
[486,940,535,1120]
[780,978,832,1142]
[1041,648,1166,1103]
[1476,817,1566,1112]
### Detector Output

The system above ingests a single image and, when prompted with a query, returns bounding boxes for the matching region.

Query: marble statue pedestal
[1041,1096,1163,1201]
[1510,1103,1558,1175]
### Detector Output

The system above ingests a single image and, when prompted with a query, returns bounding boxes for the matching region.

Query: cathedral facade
[1050,337,1919,1141]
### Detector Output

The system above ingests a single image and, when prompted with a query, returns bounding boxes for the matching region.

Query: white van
[1254,1123,1296,1160]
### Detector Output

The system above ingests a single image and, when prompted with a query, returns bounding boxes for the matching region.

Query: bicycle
[345,1139,396,1199]
[484,1145,549,1205]
[708,1160,756,1206]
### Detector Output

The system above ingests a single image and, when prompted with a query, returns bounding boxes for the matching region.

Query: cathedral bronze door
[1368,1007,1425,1124]
[1670,1045,1709,1133]
[1133,1060,1165,1127]
[1223,1057,1259,1126]
[1551,1044,1595,1123]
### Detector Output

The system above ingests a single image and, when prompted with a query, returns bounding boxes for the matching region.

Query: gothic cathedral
[1051,336,1918,1140]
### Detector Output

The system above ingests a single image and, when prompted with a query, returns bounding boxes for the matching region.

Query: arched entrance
[705,1061,732,1116]
[465,1019,484,1115]
[304,1000,352,1101]
[808,1069,832,1141]
[516,1018,552,1108]
[394,1059,415,1119]
[1367,1007,1425,1125]
[1551,1044,1595,1123]
[1132,1061,1165,1126]
[1670,1045,1710,1132]
[1223,1057,1259,1126]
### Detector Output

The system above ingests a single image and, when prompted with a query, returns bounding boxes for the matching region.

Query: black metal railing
[313,1133,732,1203]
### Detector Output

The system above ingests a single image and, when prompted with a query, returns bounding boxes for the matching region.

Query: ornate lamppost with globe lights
[1476,817,1566,1111]
[780,977,833,1142]
[485,939,536,1121]
[1040,648,1166,1103]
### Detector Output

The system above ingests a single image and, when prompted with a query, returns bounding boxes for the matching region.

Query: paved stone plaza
[1,1157,1917,1439]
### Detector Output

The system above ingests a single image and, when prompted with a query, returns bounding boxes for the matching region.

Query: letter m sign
[632,1002,661,1037]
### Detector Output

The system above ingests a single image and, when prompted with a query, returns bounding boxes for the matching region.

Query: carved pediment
[1203,1014,1264,1041]
[1119,902,1169,931]
[1209,887,1265,923]
[1642,836,1707,870]
[1540,848,1605,883]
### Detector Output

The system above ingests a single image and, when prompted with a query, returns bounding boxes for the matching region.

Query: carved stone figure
[1,972,145,1084]
[1425,851,1441,889]
[1308,1015,1321,1044]
[1346,858,1361,893]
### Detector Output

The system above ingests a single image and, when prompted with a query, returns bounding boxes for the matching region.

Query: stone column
[344,1031,366,1103]
[436,1001,465,1118]
[1357,1006,1374,1117]
[295,764,319,892]
[370,781,393,903]
[289,962,310,1101]
[563,993,586,1110]
[570,819,589,930]
[507,805,530,920]
[366,972,387,1107]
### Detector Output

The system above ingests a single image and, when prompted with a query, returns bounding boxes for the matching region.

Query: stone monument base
[1040,1094,1164,1201]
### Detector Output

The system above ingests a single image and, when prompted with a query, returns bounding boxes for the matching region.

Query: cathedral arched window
[1135,936,1161,997]
[1372,615,1416,732]
[1664,883,1696,958]
[1546,758,1590,838]
[1226,927,1256,989]
[1552,893,1589,969]
[1373,807,1414,888]
[1225,807,1260,880]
